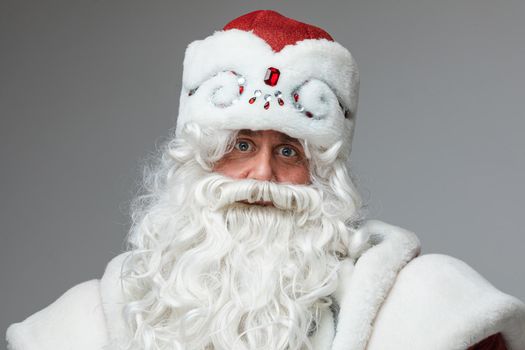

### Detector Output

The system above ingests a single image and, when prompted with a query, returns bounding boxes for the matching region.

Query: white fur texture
[177,29,359,150]
[100,253,132,350]
[331,220,422,350]
[6,280,109,350]
[6,227,525,349]
[366,254,525,349]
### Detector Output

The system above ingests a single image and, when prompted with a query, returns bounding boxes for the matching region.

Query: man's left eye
[278,146,297,157]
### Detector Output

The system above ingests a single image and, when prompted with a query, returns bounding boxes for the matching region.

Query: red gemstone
[264,101,270,109]
[239,86,244,94]
[264,67,280,86]
[249,97,256,104]
[278,98,284,106]
[293,93,299,102]
[305,111,313,118]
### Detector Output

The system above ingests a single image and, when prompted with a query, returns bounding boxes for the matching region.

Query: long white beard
[122,128,361,350]
[123,123,361,350]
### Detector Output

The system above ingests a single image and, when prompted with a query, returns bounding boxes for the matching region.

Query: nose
[245,149,276,182]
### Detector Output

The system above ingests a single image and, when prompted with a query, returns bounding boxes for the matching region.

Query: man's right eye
[234,140,253,152]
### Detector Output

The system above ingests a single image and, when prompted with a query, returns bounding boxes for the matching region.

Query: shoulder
[6,279,109,350]
[367,254,525,350]
[99,252,133,347]
[5,253,130,350]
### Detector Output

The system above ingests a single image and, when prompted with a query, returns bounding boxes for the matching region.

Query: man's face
[212,129,310,186]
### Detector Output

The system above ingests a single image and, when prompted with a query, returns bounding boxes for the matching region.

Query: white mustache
[192,174,322,215]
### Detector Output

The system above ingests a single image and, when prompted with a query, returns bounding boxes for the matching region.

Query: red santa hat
[176,10,359,151]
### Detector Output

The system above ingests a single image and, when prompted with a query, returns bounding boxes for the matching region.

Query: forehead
[237,129,302,144]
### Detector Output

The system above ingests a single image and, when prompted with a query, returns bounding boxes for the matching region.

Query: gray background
[2,0,524,339]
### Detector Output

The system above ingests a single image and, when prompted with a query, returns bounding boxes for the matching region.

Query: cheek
[280,163,311,185]
[212,159,244,179]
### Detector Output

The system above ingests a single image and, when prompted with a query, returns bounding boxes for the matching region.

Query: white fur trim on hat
[176,28,359,149]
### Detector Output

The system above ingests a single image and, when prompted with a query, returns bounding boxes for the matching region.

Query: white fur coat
[6,220,525,349]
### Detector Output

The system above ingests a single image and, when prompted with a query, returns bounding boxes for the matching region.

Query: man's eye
[234,140,253,152]
[278,146,297,157]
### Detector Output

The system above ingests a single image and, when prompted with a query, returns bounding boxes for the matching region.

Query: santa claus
[6,10,525,350]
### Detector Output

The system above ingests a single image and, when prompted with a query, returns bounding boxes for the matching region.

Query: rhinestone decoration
[291,84,319,118]
[264,67,280,86]
[274,91,284,106]
[249,90,262,105]
[263,94,271,109]
[234,71,245,96]
[292,89,303,111]
[248,90,262,104]
[188,70,245,100]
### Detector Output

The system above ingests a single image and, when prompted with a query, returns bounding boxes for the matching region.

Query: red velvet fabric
[467,333,508,350]
[223,10,334,52]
